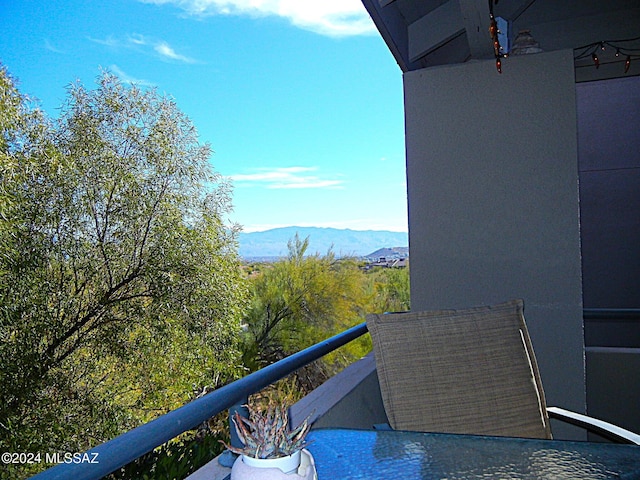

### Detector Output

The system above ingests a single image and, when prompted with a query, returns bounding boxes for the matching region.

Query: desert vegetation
[0,65,408,479]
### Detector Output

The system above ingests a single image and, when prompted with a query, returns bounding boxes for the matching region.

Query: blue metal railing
[32,322,369,480]
[29,308,640,479]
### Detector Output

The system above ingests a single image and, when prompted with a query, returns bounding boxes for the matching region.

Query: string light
[487,6,637,75]
[488,1,507,74]
[574,36,640,74]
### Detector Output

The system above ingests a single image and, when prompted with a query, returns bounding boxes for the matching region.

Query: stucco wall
[403,50,585,433]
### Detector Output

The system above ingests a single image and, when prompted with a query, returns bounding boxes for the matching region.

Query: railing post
[218,398,249,467]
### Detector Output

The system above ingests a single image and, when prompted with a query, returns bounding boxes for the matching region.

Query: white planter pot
[231,449,316,480]
[242,450,301,474]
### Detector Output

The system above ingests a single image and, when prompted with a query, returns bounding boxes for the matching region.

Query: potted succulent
[222,403,316,479]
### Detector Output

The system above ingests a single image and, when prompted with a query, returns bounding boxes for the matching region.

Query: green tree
[366,266,410,313]
[0,67,248,473]
[241,234,371,391]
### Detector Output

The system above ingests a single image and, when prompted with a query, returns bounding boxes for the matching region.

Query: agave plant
[222,404,312,459]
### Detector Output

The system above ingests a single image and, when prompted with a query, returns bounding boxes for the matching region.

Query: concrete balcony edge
[186,352,385,480]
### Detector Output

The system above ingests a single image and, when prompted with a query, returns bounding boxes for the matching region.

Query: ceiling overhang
[362,0,640,81]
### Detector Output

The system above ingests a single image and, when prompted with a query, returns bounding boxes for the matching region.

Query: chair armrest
[547,406,640,445]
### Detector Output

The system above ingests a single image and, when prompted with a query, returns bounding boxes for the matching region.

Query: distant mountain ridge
[238,226,408,259]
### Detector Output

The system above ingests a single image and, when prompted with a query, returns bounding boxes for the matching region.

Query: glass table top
[306,428,640,479]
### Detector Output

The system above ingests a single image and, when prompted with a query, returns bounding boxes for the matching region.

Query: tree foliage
[241,234,410,395]
[241,235,370,393]
[0,66,248,473]
[0,63,411,478]
[366,266,410,314]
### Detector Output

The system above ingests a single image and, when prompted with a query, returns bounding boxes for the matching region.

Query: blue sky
[1,0,407,233]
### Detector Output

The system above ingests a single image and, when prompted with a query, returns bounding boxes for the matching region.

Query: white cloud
[230,166,344,189]
[44,39,66,54]
[140,0,376,37]
[154,41,196,63]
[88,35,122,47]
[109,65,155,86]
[128,33,147,45]
[89,34,197,63]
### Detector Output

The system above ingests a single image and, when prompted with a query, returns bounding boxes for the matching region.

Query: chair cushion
[366,299,552,439]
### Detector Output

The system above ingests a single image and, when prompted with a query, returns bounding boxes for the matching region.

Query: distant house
[363,255,408,270]
[390,258,407,268]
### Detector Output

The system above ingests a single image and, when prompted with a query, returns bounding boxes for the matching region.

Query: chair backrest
[366,299,552,439]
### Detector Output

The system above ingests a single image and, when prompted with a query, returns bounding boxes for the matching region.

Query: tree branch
[43,267,143,369]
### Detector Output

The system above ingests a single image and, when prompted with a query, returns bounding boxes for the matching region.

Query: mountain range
[238,226,408,260]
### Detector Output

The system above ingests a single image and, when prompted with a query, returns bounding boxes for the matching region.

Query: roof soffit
[365,0,640,80]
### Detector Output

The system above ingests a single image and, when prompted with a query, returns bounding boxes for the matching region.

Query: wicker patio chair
[366,299,640,444]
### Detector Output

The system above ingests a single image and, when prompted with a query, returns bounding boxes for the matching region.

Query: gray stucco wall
[403,50,585,428]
